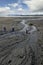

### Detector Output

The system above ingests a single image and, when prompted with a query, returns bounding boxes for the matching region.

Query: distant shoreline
[0,15,43,17]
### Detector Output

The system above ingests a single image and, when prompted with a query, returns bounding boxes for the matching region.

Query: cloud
[0,0,32,16]
[8,1,29,15]
[8,3,18,7]
[24,0,43,12]
[0,7,10,12]
[0,7,16,16]
[0,0,43,16]
[0,7,10,16]
[8,0,43,15]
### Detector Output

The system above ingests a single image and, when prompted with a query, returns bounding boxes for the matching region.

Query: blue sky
[0,0,17,6]
[0,0,43,16]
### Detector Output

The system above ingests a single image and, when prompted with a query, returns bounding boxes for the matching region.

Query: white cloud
[0,7,16,16]
[0,0,30,16]
[0,7,11,16]
[24,0,43,12]
[8,3,18,7]
[8,2,29,15]
[0,7,10,12]
[0,0,43,16]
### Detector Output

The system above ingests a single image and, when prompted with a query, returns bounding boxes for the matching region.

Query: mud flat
[0,16,43,65]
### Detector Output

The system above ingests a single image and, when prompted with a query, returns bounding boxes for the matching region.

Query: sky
[0,0,43,16]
